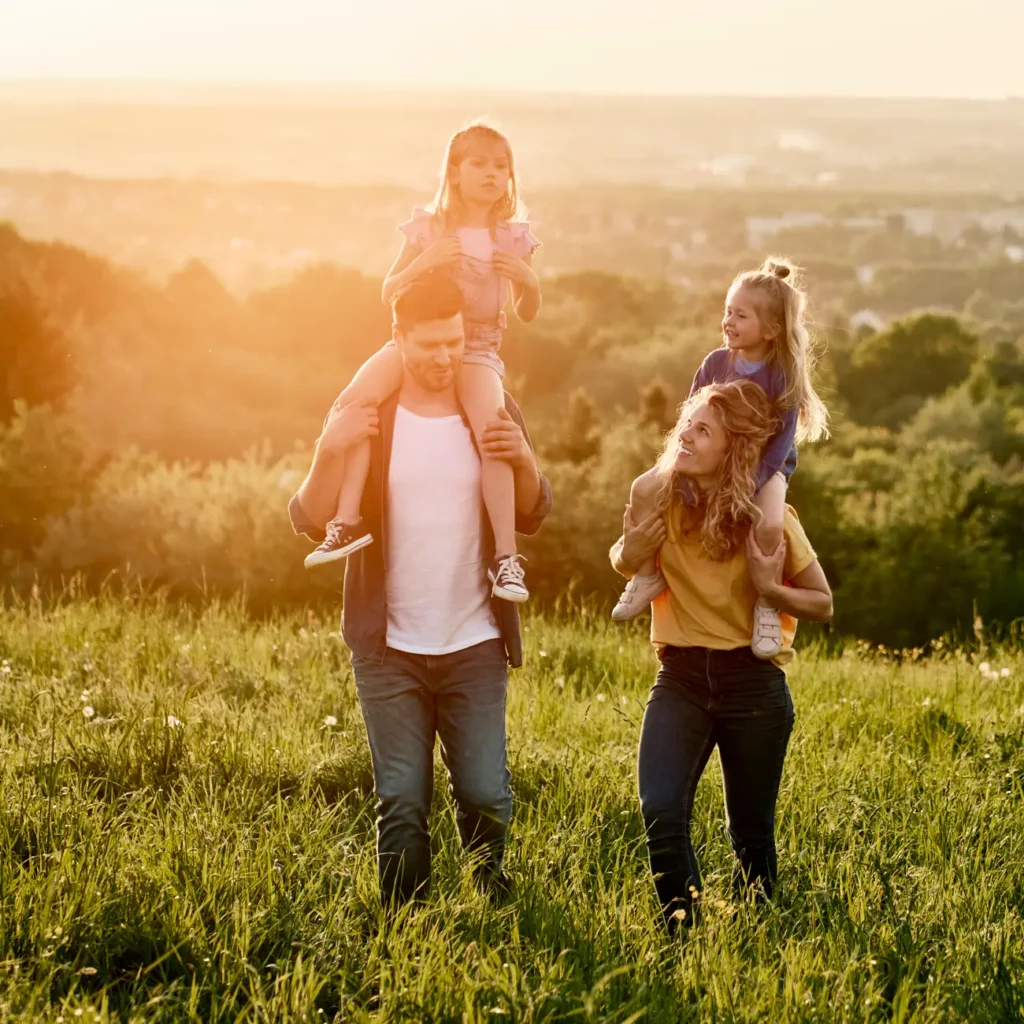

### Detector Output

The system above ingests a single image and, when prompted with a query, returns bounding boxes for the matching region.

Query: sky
[1,0,1023,99]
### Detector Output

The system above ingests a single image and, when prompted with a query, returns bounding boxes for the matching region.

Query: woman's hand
[614,505,667,576]
[745,532,786,597]
[493,251,539,288]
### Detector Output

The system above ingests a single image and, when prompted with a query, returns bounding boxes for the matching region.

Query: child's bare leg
[752,472,787,557]
[458,363,516,557]
[611,468,668,622]
[304,345,402,572]
[629,468,662,578]
[457,363,528,602]
[334,345,403,524]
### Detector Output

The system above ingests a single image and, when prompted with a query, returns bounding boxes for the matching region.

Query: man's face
[394,313,465,391]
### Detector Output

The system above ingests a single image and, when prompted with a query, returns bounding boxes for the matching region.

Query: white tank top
[385,404,501,655]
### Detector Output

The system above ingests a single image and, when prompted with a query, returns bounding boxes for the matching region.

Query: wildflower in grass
[620,695,628,705]
[323,715,338,728]
[979,661,991,674]
[539,649,548,658]
[82,706,95,719]
[596,693,607,703]
[166,715,182,729]
[1,659,10,676]
[555,676,566,689]
[80,690,90,702]
[1001,667,1011,677]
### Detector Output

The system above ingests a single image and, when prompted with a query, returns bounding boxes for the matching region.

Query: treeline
[2,223,1024,646]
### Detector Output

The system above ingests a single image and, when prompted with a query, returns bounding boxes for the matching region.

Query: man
[289,272,552,906]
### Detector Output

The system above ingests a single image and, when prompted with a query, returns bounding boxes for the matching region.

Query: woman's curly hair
[653,379,780,560]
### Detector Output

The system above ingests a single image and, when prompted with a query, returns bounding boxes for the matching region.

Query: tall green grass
[1,592,1022,1022]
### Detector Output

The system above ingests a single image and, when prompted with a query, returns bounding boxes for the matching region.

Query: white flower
[1,660,11,676]
[1001,667,1011,678]
[620,695,628,706]
[979,661,991,674]
[323,715,338,727]
[80,690,90,702]
[166,715,182,729]
[82,706,95,719]
[82,662,93,673]
[554,676,565,689]
[539,650,548,658]
[596,693,607,703]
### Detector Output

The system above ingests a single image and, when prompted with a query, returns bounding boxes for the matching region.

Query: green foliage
[843,313,979,427]
[1,596,1023,1020]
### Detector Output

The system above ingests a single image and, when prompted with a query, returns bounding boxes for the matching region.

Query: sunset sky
[1,0,1022,99]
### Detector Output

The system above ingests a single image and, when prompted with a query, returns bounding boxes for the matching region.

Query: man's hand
[480,407,528,466]
[318,401,378,455]
[745,532,786,599]
[618,505,667,573]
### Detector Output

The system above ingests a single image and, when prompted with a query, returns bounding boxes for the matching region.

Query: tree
[0,279,74,421]
[638,378,677,433]
[544,387,601,464]
[841,312,979,428]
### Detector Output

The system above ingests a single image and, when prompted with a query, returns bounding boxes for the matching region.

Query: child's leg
[304,346,402,571]
[750,473,787,659]
[752,473,786,556]
[611,468,668,622]
[457,363,516,557]
[334,345,403,524]
[628,468,662,578]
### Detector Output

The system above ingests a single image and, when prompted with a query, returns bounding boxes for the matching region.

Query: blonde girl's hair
[653,380,780,560]
[428,121,522,231]
[730,256,830,443]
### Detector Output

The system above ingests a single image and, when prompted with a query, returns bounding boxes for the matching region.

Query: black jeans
[351,639,512,906]
[637,645,795,931]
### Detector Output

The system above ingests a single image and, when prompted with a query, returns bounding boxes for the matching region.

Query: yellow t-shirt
[651,504,817,667]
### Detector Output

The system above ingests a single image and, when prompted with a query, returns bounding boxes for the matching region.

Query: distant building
[745,211,829,249]
[849,309,886,333]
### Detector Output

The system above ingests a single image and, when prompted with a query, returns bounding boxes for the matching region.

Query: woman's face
[672,399,729,482]
[452,138,511,206]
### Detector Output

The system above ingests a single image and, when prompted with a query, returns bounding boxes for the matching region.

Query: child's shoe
[489,554,529,603]
[751,599,782,659]
[612,572,668,621]
[304,518,374,571]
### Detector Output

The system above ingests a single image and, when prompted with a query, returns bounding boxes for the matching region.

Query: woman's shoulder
[495,219,541,259]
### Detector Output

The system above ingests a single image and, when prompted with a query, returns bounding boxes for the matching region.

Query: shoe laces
[322,519,344,548]
[497,554,526,584]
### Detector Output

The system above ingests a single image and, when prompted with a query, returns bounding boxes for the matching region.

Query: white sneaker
[489,554,529,603]
[612,572,668,622]
[751,599,782,659]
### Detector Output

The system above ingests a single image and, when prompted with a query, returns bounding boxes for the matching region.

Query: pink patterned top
[398,207,541,370]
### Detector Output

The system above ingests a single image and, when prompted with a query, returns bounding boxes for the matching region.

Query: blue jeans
[637,645,795,931]
[351,639,512,906]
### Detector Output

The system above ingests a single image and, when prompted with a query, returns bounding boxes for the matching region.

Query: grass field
[1,592,1023,1022]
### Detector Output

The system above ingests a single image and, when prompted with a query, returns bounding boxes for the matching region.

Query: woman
[610,379,833,933]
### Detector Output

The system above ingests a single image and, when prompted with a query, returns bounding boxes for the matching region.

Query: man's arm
[289,401,379,539]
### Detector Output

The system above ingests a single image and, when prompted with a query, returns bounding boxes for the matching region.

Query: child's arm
[687,349,727,398]
[381,236,462,306]
[755,407,798,493]
[493,251,541,322]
